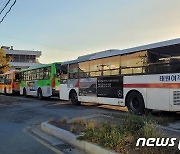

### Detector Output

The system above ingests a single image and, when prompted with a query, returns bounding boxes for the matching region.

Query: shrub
[48,117,56,123]
[60,116,68,123]
[78,114,178,153]
[70,125,78,134]
[71,117,86,126]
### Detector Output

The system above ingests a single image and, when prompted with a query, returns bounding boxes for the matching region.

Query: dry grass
[71,117,86,126]
[78,114,178,154]
[60,116,68,123]
[48,117,56,123]
[85,120,97,131]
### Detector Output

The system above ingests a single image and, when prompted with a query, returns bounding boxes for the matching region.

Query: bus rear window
[15,73,21,82]
[55,64,61,75]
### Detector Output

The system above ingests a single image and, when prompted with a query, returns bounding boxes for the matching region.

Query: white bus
[59,38,180,114]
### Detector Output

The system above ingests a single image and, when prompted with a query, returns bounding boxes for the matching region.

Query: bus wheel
[37,88,43,100]
[23,88,28,98]
[70,91,81,106]
[126,91,145,115]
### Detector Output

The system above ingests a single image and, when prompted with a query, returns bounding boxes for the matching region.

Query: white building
[1,46,41,70]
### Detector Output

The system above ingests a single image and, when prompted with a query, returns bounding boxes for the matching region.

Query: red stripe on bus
[123,83,180,88]
[75,80,80,87]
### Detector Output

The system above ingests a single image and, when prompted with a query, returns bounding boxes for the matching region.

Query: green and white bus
[20,62,61,99]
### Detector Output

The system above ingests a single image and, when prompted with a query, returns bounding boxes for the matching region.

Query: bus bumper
[52,89,59,97]
[12,90,20,95]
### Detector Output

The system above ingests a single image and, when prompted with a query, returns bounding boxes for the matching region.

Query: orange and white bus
[59,38,180,114]
[3,70,21,95]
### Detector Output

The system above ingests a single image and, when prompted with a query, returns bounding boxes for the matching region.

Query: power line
[0,0,8,10]
[0,0,10,15]
[0,0,16,24]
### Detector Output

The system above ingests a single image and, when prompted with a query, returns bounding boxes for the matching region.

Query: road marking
[23,128,64,154]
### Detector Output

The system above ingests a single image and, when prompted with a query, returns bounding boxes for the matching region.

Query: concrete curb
[157,125,180,133]
[41,122,117,154]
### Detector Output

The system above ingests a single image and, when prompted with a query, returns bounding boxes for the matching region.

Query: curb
[157,125,180,133]
[41,122,117,154]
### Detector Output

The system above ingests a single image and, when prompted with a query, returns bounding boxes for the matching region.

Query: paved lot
[0,95,126,154]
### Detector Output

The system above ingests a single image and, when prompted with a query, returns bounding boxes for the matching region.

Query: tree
[0,48,11,74]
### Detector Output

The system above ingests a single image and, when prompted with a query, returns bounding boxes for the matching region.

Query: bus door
[59,65,69,100]
[13,72,20,93]
[4,74,11,94]
[0,75,4,93]
[53,63,61,95]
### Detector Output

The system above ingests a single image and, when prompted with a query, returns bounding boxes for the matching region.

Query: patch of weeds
[108,112,180,126]
[78,113,178,154]
[71,117,86,126]
[85,120,97,131]
[70,125,79,134]
[48,117,56,123]
[60,116,68,123]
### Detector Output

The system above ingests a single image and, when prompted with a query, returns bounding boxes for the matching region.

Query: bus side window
[43,67,51,79]
[4,74,11,85]
[39,68,44,80]
[79,61,90,78]
[69,64,78,79]
[60,65,68,84]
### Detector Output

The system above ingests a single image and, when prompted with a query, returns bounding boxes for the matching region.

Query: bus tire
[126,91,145,115]
[23,88,28,98]
[70,90,81,106]
[37,88,43,100]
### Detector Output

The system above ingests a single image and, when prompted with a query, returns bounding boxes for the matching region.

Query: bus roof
[3,70,20,75]
[21,62,61,72]
[62,38,180,65]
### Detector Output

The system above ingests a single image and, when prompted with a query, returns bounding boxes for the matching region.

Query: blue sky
[0,0,180,63]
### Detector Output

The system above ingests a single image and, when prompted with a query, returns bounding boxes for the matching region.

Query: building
[0,46,41,70]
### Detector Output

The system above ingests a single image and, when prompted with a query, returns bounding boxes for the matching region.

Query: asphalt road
[0,95,125,154]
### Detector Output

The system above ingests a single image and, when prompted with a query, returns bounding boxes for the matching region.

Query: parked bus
[59,38,180,114]
[20,62,61,99]
[0,70,21,95]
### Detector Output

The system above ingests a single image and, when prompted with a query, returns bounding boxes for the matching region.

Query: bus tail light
[12,82,15,89]
[52,78,55,89]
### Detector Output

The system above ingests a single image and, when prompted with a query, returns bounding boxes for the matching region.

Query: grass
[48,112,179,153]
[70,125,78,134]
[48,117,56,123]
[71,117,86,126]
[60,116,68,123]
[106,112,180,126]
[78,114,179,154]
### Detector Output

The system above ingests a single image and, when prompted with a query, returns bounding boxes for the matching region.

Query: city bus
[59,38,180,114]
[20,62,61,99]
[1,70,21,95]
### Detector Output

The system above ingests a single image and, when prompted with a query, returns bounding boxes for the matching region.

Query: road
[0,95,126,154]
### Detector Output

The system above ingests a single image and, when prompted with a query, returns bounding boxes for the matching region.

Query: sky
[0,0,180,64]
